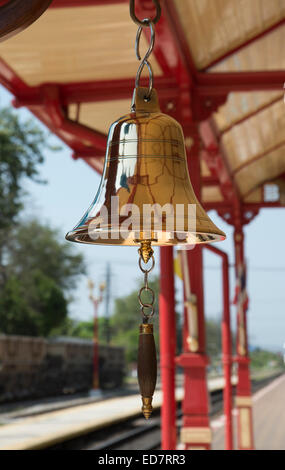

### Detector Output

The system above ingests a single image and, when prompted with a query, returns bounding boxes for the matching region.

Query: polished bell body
[66,87,225,246]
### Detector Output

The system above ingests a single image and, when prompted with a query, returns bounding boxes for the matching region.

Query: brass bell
[66,87,225,248]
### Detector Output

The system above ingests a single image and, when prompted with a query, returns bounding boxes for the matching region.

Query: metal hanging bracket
[130,0,161,26]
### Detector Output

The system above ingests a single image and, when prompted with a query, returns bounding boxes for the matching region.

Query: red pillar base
[176,353,211,450]
[235,356,254,450]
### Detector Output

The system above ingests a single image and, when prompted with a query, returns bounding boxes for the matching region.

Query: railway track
[46,374,281,451]
[47,388,224,451]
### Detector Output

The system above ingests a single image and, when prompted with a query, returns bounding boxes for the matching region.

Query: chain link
[130,1,161,100]
[134,20,155,99]
[138,254,155,322]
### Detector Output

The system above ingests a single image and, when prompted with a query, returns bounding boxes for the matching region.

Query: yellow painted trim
[236,396,252,407]
[239,408,252,449]
[181,427,212,444]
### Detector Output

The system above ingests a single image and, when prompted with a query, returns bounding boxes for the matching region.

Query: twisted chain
[135,19,155,99]
[130,1,161,100]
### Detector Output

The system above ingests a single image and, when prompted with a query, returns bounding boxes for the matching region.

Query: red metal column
[176,131,211,450]
[222,254,233,450]
[234,209,255,450]
[204,245,233,450]
[93,300,100,390]
[159,246,177,450]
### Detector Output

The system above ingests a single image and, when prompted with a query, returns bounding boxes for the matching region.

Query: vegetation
[0,108,85,337]
[250,348,284,371]
[206,319,222,359]
[109,277,160,363]
[64,276,225,366]
[60,277,161,363]
[55,281,283,374]
[0,108,47,232]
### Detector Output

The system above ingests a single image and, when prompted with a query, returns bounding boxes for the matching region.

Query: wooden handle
[137,323,157,419]
[0,0,52,43]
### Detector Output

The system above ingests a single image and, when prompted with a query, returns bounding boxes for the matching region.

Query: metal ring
[138,286,155,308]
[141,305,154,319]
[139,255,155,274]
[144,272,148,289]
[130,0,161,27]
[141,304,155,318]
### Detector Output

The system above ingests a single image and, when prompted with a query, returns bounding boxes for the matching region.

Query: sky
[1,87,284,353]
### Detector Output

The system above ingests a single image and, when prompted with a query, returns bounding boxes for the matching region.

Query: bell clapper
[137,242,157,419]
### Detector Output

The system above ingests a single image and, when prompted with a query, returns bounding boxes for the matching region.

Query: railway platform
[212,374,285,450]
[1,374,283,451]
[0,376,231,450]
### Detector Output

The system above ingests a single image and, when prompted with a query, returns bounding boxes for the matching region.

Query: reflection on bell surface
[66,87,226,246]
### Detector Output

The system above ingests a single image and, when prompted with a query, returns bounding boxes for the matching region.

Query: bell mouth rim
[65,229,226,246]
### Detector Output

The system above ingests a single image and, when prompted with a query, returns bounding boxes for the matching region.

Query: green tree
[0,276,37,335]
[6,220,84,291]
[250,348,284,370]
[0,108,48,231]
[0,220,85,336]
[55,317,109,341]
[0,107,84,337]
[0,107,55,286]
[68,319,95,339]
[66,280,230,366]
[206,318,222,359]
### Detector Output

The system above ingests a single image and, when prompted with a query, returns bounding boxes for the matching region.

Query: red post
[178,247,211,450]
[93,300,100,390]
[176,129,211,450]
[159,246,177,450]
[233,208,255,450]
[204,244,233,450]
[88,280,105,393]
[222,254,233,450]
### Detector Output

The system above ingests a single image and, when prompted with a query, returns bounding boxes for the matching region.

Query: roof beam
[28,85,107,173]
[50,0,127,7]
[196,71,285,95]
[10,71,285,109]
[12,76,178,107]
[0,57,29,94]
[200,120,240,202]
[204,201,285,211]
[202,176,220,187]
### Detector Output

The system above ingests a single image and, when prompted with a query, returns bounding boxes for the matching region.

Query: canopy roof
[0,0,284,215]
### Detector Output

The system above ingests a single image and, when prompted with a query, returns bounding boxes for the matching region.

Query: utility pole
[104,263,111,344]
[88,279,105,392]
